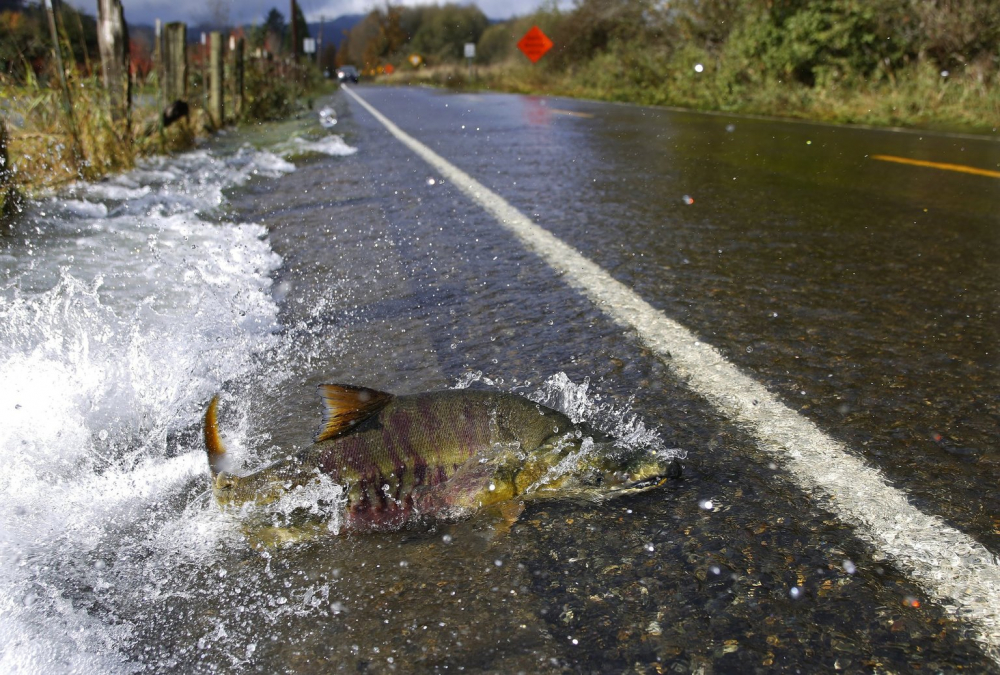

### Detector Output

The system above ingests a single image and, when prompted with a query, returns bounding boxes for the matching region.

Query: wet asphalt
[184,85,1000,674]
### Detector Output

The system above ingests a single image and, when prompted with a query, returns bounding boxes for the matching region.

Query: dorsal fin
[204,395,227,477]
[316,384,393,442]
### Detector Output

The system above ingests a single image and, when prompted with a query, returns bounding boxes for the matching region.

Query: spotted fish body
[205,385,678,544]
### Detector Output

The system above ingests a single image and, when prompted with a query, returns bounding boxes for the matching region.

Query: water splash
[0,142,294,672]
[457,370,684,461]
[275,134,358,157]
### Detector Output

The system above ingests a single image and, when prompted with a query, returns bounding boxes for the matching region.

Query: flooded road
[1,85,998,673]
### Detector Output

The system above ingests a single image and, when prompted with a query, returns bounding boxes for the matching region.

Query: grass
[0,58,333,216]
[378,55,1000,136]
[1,74,201,199]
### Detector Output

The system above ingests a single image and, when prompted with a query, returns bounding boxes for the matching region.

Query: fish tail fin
[204,395,227,477]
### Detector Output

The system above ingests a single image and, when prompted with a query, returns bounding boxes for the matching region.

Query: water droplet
[699,499,714,510]
[427,178,436,186]
[842,560,857,574]
[442,534,453,544]
[644,543,655,552]
[789,586,802,599]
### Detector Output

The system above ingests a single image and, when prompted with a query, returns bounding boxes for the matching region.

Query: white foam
[0,142,293,671]
[277,135,358,157]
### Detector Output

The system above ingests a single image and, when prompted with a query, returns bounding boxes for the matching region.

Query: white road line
[343,86,1000,662]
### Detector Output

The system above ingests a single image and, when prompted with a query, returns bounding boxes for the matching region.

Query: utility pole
[290,0,298,63]
[318,15,324,68]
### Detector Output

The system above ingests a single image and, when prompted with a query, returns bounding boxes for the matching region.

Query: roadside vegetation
[340,0,999,134]
[0,2,328,219]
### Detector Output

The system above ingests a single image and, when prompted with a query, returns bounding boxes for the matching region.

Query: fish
[204,384,681,546]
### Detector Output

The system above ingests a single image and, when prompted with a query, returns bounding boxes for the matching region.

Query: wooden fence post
[97,0,131,136]
[231,37,244,121]
[208,32,224,129]
[163,22,188,105]
[0,118,14,220]
[0,119,8,190]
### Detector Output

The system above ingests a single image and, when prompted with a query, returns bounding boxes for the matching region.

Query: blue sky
[62,0,550,26]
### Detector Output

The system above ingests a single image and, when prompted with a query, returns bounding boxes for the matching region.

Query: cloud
[62,0,548,27]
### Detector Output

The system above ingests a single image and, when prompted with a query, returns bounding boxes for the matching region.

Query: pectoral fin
[316,384,394,442]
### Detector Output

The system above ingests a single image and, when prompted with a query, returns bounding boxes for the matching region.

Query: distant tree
[341,11,384,69]
[719,0,916,87]
[262,8,285,55]
[264,8,286,36]
[476,21,516,64]
[409,4,488,62]
[283,1,311,58]
[335,30,351,66]
[546,0,660,69]
[909,0,1000,69]
[671,0,747,50]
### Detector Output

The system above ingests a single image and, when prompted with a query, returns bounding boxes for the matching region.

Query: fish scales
[203,385,680,544]
[317,392,517,527]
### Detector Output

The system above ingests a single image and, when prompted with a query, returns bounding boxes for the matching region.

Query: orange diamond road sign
[517,26,553,63]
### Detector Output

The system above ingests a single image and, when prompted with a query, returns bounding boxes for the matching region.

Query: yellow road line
[872,154,1000,179]
[550,109,594,118]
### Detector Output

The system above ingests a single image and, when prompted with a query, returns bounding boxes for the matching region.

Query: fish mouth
[623,475,671,491]
[617,458,683,493]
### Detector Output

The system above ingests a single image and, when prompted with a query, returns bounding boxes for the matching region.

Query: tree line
[335,0,998,130]
[338,0,998,81]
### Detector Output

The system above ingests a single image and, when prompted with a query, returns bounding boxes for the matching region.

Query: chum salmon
[204,384,681,546]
